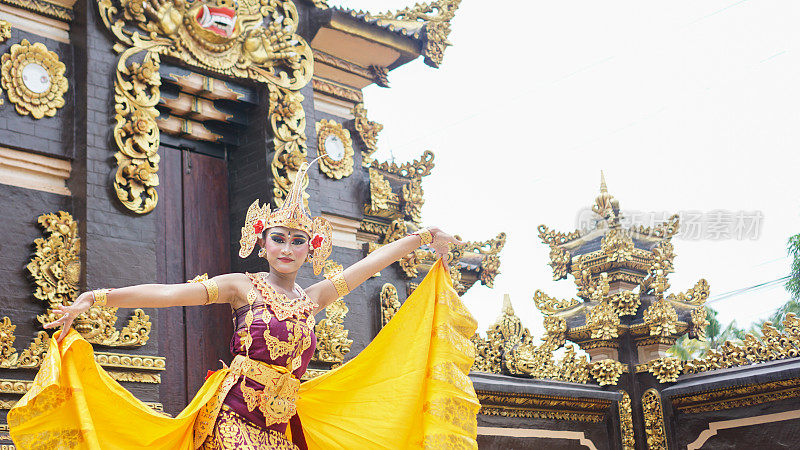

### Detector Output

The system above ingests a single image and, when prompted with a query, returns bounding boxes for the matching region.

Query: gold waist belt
[229,354,300,426]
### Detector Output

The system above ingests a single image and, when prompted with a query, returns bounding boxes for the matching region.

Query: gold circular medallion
[316,119,354,179]
[1,39,68,119]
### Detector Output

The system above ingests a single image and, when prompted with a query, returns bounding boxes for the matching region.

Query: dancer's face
[258,226,310,274]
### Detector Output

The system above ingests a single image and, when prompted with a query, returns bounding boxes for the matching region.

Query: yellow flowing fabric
[9,260,479,449]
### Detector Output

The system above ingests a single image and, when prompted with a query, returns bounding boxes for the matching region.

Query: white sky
[329,0,800,336]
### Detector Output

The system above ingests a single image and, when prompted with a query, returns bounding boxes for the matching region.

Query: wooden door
[158,147,233,416]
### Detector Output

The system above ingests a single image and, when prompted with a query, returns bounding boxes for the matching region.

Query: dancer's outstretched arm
[45,273,248,342]
[306,226,461,312]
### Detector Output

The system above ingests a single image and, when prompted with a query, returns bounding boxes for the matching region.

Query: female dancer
[10,161,479,449]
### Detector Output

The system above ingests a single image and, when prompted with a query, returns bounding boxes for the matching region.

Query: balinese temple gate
[0,0,798,448]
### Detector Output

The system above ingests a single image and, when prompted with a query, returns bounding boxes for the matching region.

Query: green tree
[787,233,800,300]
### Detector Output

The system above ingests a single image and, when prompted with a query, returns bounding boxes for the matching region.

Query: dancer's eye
[270,236,285,243]
[292,238,307,245]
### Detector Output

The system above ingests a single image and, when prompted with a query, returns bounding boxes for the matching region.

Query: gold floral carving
[586,299,619,340]
[352,103,383,167]
[683,313,800,374]
[667,279,710,306]
[611,290,640,317]
[644,297,678,337]
[401,178,424,224]
[379,283,401,327]
[0,20,10,43]
[369,0,461,68]
[601,228,633,262]
[27,211,151,347]
[315,262,353,365]
[636,356,682,383]
[642,389,667,449]
[111,46,162,214]
[618,390,635,450]
[269,84,309,207]
[1,39,68,118]
[588,359,625,386]
[370,150,434,178]
[96,0,312,212]
[107,371,161,383]
[0,317,50,369]
[533,290,579,316]
[316,119,354,179]
[312,78,363,103]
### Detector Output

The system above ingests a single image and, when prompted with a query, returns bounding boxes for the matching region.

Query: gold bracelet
[92,289,111,307]
[331,272,350,298]
[413,228,433,246]
[201,280,219,305]
[188,273,218,305]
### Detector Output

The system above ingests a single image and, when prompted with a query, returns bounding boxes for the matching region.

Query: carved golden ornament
[671,378,800,414]
[316,119,354,179]
[690,306,709,340]
[107,371,161,383]
[370,150,435,178]
[592,171,619,219]
[369,0,461,68]
[314,262,353,365]
[618,391,635,450]
[537,224,582,247]
[0,20,10,43]
[310,0,328,8]
[96,0,312,212]
[588,359,625,386]
[0,317,50,369]
[479,255,501,288]
[636,214,680,239]
[269,84,309,206]
[651,240,676,275]
[473,295,589,383]
[637,356,682,383]
[97,0,312,89]
[352,103,383,167]
[601,228,634,262]
[379,283,401,327]
[476,391,610,423]
[643,297,678,337]
[683,313,800,374]
[547,244,571,280]
[642,389,667,450]
[533,290,580,316]
[453,232,506,288]
[1,39,68,118]
[112,46,162,214]
[610,290,640,317]
[586,299,619,340]
[667,279,710,306]
[479,405,603,423]
[27,211,152,347]
[401,177,424,224]
[365,168,400,218]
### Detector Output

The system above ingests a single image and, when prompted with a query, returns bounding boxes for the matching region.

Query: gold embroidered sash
[193,355,300,448]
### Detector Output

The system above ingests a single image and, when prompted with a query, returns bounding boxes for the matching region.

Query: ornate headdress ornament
[239,160,333,275]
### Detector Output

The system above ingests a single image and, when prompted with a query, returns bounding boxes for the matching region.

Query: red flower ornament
[311,234,324,250]
[253,219,265,235]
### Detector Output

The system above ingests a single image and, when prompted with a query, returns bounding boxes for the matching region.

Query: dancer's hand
[427,226,463,268]
[44,292,94,343]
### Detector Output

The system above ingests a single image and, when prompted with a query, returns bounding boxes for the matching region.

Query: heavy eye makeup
[269,233,307,245]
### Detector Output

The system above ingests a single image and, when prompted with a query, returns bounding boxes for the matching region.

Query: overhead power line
[706,275,790,305]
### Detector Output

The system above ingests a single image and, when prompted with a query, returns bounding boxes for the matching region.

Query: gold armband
[413,228,433,246]
[92,289,112,307]
[331,272,350,298]
[188,273,219,305]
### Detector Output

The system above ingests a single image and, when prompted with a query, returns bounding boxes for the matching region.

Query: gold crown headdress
[239,161,333,275]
